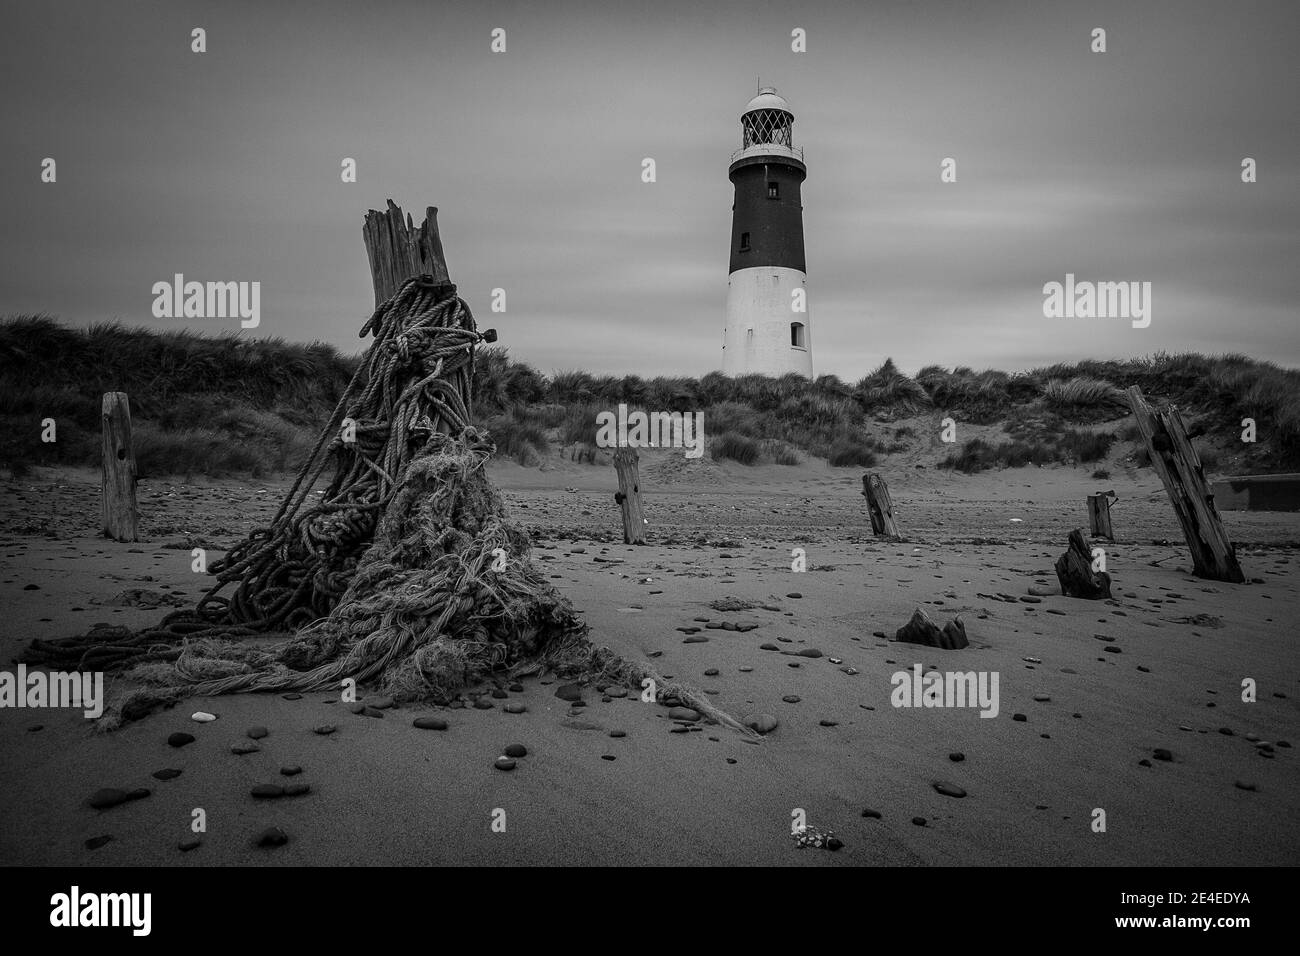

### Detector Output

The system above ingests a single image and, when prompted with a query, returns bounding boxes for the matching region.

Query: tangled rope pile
[26,275,751,734]
[29,276,480,670]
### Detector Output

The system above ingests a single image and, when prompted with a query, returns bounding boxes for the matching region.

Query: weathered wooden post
[613,447,647,544]
[101,391,139,542]
[362,200,451,305]
[1125,386,1244,582]
[861,473,900,537]
[1087,490,1115,540]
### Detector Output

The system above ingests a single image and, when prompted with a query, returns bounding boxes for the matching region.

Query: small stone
[231,741,261,755]
[818,719,838,727]
[668,706,701,721]
[246,726,268,740]
[503,743,527,758]
[313,724,336,735]
[412,716,448,730]
[1153,748,1173,762]
[167,732,196,748]
[347,702,366,714]
[787,592,802,599]
[912,816,927,826]
[282,693,303,701]
[704,668,720,677]
[1234,780,1258,792]
[368,696,394,709]
[1012,713,1027,722]
[285,783,310,797]
[744,714,779,734]
[555,683,583,702]
[949,752,965,762]
[503,702,527,714]
[280,765,302,776]
[152,768,183,781]
[251,784,285,798]
[797,648,823,659]
[782,695,801,704]
[255,827,288,848]
[191,711,217,722]
[88,788,148,810]
[472,698,493,710]
[494,756,517,771]
[861,808,882,819]
[933,781,967,798]
[178,838,201,852]
[1032,694,1050,703]
[85,835,113,850]
[605,686,628,699]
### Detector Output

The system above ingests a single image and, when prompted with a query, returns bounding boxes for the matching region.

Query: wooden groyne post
[1087,491,1116,540]
[362,200,451,305]
[1125,386,1244,582]
[101,391,139,542]
[861,473,900,537]
[613,447,647,544]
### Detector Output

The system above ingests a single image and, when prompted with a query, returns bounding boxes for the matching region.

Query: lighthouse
[723,86,812,377]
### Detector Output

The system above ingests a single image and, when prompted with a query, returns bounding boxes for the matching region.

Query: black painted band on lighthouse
[728,159,807,274]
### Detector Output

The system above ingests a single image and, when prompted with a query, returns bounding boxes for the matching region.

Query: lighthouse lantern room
[723,86,812,377]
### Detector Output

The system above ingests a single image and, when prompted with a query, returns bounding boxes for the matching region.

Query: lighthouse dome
[744,87,791,114]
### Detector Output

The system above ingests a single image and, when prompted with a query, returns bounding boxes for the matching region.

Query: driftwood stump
[101,391,139,542]
[362,200,451,306]
[861,473,900,537]
[613,447,647,544]
[1087,491,1115,540]
[1055,528,1111,599]
[1125,386,1244,582]
[894,607,968,649]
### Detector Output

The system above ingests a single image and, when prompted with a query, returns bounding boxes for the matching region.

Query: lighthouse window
[739,232,750,252]
[791,322,806,348]
[768,182,779,199]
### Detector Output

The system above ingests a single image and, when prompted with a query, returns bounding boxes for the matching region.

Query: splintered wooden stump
[894,607,968,649]
[362,200,451,306]
[1055,528,1111,599]
[613,447,647,544]
[861,473,899,537]
[1087,491,1115,540]
[101,391,139,542]
[1125,386,1244,582]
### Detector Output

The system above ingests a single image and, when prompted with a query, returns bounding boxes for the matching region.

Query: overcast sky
[2,0,1296,379]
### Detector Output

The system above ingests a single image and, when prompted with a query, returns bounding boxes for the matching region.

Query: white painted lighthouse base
[722,266,812,377]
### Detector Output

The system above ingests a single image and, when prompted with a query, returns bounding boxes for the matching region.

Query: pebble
[787,592,803,599]
[472,698,493,710]
[88,788,149,810]
[251,784,286,799]
[503,743,527,758]
[912,817,927,826]
[285,783,310,797]
[282,693,303,701]
[1032,694,1050,703]
[255,827,289,848]
[703,668,720,677]
[503,702,527,714]
[797,648,823,659]
[744,714,779,734]
[1153,748,1173,762]
[933,781,967,798]
[782,695,801,704]
[280,766,303,776]
[562,719,604,731]
[167,732,196,748]
[246,726,269,740]
[605,686,628,699]
[1234,780,1258,792]
[949,752,965,762]
[494,756,517,771]
[191,711,217,723]
[231,741,261,755]
[152,768,183,780]
[85,835,113,850]
[178,838,201,852]
[412,716,448,730]
[819,719,838,727]
[1012,713,1027,722]
[609,730,626,738]
[668,706,701,721]
[861,808,882,819]
[555,683,583,702]
[313,724,336,735]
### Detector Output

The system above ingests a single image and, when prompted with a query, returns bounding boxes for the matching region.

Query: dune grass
[3,315,1297,477]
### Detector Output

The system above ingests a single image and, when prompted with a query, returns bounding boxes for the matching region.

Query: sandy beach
[3,451,1297,866]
